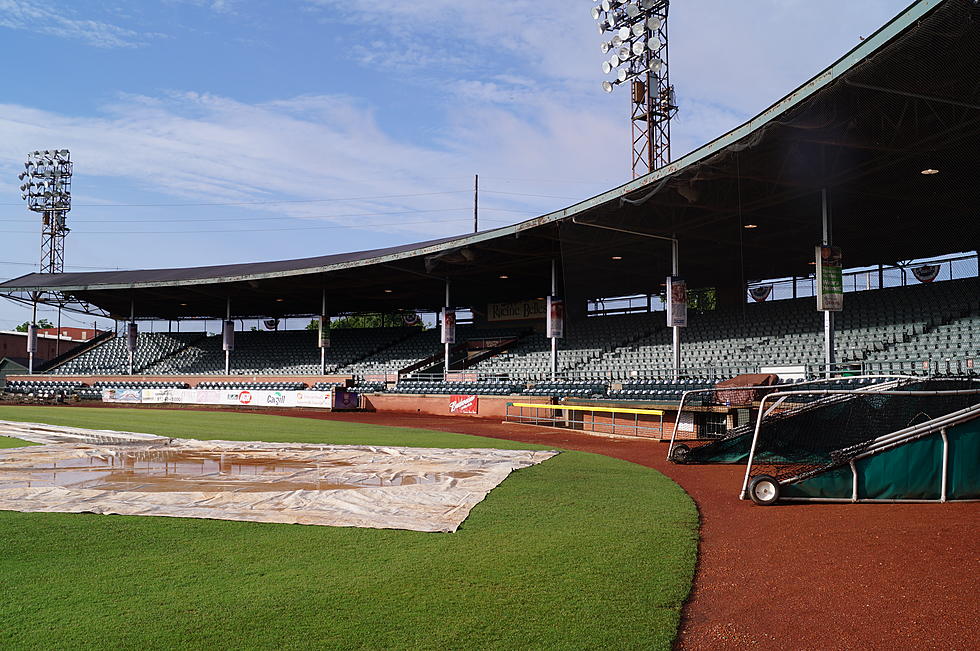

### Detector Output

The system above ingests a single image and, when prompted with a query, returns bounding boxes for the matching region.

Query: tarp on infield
[0,420,558,533]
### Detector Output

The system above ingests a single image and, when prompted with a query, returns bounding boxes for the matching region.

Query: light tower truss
[592,0,678,178]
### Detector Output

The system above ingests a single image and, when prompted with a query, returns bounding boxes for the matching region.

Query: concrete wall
[363,393,552,419]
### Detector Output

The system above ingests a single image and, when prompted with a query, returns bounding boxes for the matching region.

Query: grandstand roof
[2,0,978,320]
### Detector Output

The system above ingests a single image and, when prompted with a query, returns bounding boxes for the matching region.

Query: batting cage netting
[742,377,980,486]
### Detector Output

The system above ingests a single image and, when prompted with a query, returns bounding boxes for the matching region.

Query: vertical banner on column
[440,308,456,344]
[26,324,37,354]
[318,316,330,348]
[546,296,564,339]
[666,276,688,327]
[222,320,235,351]
[816,245,843,311]
[127,322,138,352]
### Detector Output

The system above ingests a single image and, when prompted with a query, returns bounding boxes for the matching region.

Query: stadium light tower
[19,149,72,275]
[18,149,73,370]
[592,0,678,178]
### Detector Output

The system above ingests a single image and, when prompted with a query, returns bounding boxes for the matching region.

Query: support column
[822,189,835,378]
[550,259,558,380]
[878,264,884,289]
[443,280,451,381]
[792,276,798,299]
[128,298,135,376]
[55,306,62,357]
[672,239,681,380]
[224,297,232,375]
[28,298,37,375]
[320,289,328,376]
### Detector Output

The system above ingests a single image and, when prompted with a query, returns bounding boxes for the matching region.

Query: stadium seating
[4,379,85,398]
[50,332,202,376]
[389,380,523,396]
[37,278,978,387]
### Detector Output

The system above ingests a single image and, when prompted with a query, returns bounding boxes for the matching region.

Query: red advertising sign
[239,390,253,405]
[449,394,478,415]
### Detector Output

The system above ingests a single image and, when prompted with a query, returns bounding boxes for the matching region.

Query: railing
[505,401,664,438]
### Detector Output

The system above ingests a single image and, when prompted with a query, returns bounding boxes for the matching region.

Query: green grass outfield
[0,406,697,650]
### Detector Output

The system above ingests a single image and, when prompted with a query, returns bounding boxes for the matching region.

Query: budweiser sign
[449,394,478,415]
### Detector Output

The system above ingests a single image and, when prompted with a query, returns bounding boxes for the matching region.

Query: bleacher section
[469,314,652,380]
[390,380,523,396]
[51,332,202,376]
[33,278,980,392]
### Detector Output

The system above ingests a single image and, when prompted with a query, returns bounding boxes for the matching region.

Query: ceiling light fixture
[744,224,758,229]
[920,168,939,175]
[611,256,623,260]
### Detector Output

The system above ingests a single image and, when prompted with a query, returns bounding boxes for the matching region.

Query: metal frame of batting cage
[666,374,922,461]
[739,381,980,504]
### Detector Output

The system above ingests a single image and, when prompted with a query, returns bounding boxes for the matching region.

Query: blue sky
[0,0,911,331]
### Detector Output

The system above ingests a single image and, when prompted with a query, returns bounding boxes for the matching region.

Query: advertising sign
[666,276,688,328]
[546,296,564,339]
[102,388,142,403]
[449,394,479,415]
[127,322,138,352]
[295,390,332,408]
[332,390,360,410]
[816,245,843,311]
[318,316,330,349]
[440,308,456,344]
[487,299,547,322]
[222,320,235,351]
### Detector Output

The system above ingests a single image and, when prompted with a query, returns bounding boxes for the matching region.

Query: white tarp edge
[0,420,558,533]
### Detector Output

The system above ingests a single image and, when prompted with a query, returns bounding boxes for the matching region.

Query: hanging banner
[222,320,235,351]
[402,313,420,326]
[318,316,330,349]
[127,322,138,352]
[26,324,37,354]
[666,276,688,327]
[440,308,456,344]
[815,245,843,311]
[749,285,773,302]
[546,296,564,339]
[263,319,280,331]
[912,265,941,283]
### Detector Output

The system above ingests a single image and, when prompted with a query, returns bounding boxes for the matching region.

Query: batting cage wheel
[670,444,690,464]
[749,475,780,506]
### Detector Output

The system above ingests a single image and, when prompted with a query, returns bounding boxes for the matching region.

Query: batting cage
[740,377,980,504]
[666,375,918,464]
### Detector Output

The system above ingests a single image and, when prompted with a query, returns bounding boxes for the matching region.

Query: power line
[0,215,515,236]
[0,190,470,208]
[0,206,534,224]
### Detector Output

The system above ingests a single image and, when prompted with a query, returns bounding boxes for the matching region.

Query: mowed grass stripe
[0,407,697,650]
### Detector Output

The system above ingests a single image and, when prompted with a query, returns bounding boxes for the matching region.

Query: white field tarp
[0,420,558,533]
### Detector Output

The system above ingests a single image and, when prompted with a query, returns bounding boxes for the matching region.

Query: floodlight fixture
[591,0,677,177]
[20,148,72,275]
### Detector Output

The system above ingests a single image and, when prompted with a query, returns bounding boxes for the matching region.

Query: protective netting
[748,378,980,482]
[671,376,910,463]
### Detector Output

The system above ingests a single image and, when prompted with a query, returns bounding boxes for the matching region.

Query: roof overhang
[3,0,977,319]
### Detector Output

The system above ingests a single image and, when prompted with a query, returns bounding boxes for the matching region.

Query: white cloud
[0,0,148,48]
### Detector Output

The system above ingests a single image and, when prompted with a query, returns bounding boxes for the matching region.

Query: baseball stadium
[0,1,978,648]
